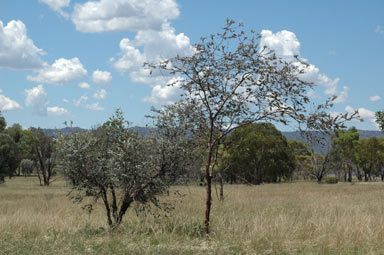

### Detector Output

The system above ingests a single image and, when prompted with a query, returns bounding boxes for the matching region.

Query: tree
[288,140,311,179]
[5,124,35,176]
[376,111,384,131]
[356,137,384,181]
[0,112,6,132]
[59,110,192,229]
[0,133,16,183]
[30,128,56,186]
[20,159,34,176]
[329,127,359,182]
[221,123,295,184]
[148,20,356,233]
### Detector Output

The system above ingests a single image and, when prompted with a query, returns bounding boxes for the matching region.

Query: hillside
[42,127,384,154]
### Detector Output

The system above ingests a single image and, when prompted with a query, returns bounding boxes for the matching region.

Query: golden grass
[2,177,384,254]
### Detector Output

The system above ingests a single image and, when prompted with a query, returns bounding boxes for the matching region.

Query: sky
[0,0,383,131]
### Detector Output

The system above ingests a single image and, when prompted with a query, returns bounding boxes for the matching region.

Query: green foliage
[0,133,16,182]
[20,159,34,176]
[376,111,384,131]
[324,176,338,184]
[0,112,6,132]
[59,109,192,228]
[222,123,295,184]
[356,137,384,180]
[288,140,311,156]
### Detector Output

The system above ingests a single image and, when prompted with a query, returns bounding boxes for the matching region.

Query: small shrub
[325,176,338,184]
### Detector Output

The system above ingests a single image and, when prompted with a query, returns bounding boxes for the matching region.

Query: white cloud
[0,93,22,111]
[143,78,182,104]
[345,105,377,126]
[25,85,48,116]
[375,25,384,35]
[25,85,68,116]
[333,86,348,103]
[63,98,69,103]
[93,89,107,99]
[39,0,70,17]
[114,23,194,90]
[71,0,179,33]
[260,30,348,103]
[369,95,381,102]
[77,82,91,89]
[73,95,88,107]
[47,106,68,116]
[86,102,103,111]
[92,70,112,84]
[0,20,45,69]
[27,58,87,85]
[113,21,194,104]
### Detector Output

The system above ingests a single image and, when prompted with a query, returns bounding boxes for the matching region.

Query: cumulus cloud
[47,106,68,116]
[369,95,381,102]
[27,58,87,85]
[39,0,71,17]
[25,85,68,116]
[113,23,193,104]
[93,89,107,99]
[114,23,194,82]
[260,30,348,103]
[0,20,45,69]
[345,105,377,127]
[71,0,179,33]
[86,102,103,111]
[143,78,182,104]
[77,82,91,89]
[25,85,48,116]
[0,93,22,111]
[92,70,112,84]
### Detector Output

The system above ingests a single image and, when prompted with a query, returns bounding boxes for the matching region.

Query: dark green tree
[329,127,359,182]
[222,123,295,184]
[0,133,16,182]
[376,111,384,131]
[356,137,384,181]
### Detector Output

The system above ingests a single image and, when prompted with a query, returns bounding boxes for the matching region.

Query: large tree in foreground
[59,110,192,229]
[148,20,356,233]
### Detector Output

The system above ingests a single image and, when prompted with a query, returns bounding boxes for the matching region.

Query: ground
[1,177,384,254]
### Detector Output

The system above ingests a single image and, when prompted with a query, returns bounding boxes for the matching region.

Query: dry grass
[2,177,384,254]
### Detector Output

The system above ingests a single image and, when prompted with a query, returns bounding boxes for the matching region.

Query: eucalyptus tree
[222,123,295,184]
[147,19,357,233]
[329,127,360,182]
[30,128,56,186]
[376,111,384,131]
[59,110,193,229]
[356,137,384,181]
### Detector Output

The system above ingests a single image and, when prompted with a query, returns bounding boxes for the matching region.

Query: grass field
[2,177,384,254]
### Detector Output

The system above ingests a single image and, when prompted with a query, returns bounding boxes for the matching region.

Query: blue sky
[0,0,383,130]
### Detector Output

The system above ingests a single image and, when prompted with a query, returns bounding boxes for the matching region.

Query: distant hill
[282,130,384,154]
[42,127,384,154]
[42,126,154,137]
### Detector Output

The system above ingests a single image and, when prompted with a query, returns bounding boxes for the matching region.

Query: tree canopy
[148,19,356,233]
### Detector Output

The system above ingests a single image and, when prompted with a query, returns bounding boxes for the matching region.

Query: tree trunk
[204,143,214,234]
[347,166,352,182]
[217,170,224,201]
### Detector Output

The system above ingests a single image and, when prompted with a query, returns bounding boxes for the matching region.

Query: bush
[325,176,338,184]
